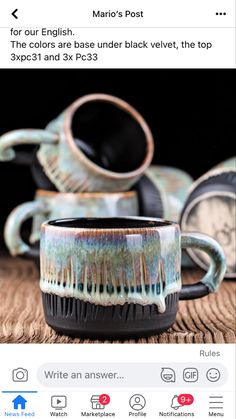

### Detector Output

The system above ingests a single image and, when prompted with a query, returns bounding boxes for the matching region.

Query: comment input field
[37,363,227,388]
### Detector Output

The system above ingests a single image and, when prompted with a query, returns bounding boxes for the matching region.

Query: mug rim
[63,93,154,179]
[42,216,178,232]
[186,168,236,197]
[36,189,137,199]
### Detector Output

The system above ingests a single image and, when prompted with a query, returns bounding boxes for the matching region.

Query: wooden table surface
[0,256,235,344]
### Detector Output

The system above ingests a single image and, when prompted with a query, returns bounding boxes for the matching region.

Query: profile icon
[129,394,146,411]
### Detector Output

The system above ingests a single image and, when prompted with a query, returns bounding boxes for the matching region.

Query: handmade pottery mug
[0,94,154,192]
[40,217,226,339]
[181,159,236,278]
[4,190,138,262]
[136,165,193,221]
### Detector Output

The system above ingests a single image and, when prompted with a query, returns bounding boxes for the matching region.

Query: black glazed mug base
[42,293,179,340]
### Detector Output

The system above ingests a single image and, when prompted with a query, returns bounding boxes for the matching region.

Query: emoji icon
[206,368,221,382]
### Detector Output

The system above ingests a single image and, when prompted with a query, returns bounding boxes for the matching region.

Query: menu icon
[209,396,224,411]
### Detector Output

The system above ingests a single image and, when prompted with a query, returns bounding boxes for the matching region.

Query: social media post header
[1,0,234,28]
[0,0,235,68]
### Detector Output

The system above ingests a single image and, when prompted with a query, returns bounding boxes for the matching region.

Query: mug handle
[0,129,59,163]
[4,200,47,259]
[180,232,226,300]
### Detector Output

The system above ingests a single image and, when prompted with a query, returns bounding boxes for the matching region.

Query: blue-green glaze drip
[40,223,182,313]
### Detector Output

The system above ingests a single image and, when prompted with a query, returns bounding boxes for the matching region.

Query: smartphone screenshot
[0,0,235,417]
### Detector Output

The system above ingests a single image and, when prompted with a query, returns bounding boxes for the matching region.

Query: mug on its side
[40,217,226,339]
[180,164,236,278]
[136,165,193,221]
[0,94,154,192]
[4,190,138,265]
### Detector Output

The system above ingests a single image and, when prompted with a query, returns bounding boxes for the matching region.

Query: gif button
[183,368,199,383]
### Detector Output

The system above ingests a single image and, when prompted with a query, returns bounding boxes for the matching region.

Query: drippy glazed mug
[136,165,193,221]
[0,94,154,192]
[40,217,226,339]
[4,190,138,264]
[181,160,236,278]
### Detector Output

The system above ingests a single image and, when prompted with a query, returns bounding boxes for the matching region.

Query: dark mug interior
[72,101,148,172]
[48,217,172,229]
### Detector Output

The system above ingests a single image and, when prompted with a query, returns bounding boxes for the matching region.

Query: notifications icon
[178,394,194,406]
[161,368,176,383]
[171,394,194,410]
[171,395,181,410]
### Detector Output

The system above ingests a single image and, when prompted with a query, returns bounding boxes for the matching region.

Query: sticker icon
[161,368,176,383]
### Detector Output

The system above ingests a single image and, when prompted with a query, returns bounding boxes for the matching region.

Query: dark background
[0,69,235,246]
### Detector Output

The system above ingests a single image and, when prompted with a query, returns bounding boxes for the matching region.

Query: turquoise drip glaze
[40,222,182,313]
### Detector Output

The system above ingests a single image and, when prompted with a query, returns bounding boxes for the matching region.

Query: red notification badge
[177,394,194,406]
[99,394,111,406]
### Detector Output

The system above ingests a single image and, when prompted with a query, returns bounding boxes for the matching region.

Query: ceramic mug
[40,217,226,339]
[181,159,236,278]
[4,190,138,262]
[0,94,154,192]
[136,165,193,221]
